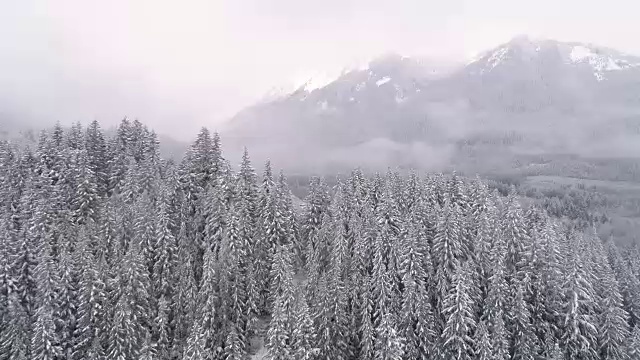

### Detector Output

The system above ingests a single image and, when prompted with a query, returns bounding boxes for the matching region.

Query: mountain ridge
[221,36,640,172]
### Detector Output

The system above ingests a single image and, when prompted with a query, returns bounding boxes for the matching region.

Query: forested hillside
[1,119,640,359]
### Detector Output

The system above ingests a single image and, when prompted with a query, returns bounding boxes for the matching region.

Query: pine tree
[0,292,29,360]
[85,120,109,198]
[314,235,349,360]
[598,266,630,360]
[548,342,563,360]
[71,150,100,225]
[291,287,318,360]
[5,119,640,360]
[359,276,375,360]
[374,312,404,360]
[106,237,151,360]
[56,248,80,359]
[219,202,250,358]
[510,279,537,360]
[501,192,529,281]
[152,194,178,300]
[265,292,292,360]
[182,322,207,360]
[433,200,463,302]
[300,176,330,267]
[191,246,222,358]
[31,235,62,360]
[203,178,227,258]
[629,325,640,358]
[154,296,172,360]
[267,245,297,359]
[474,320,493,360]
[139,332,156,360]
[484,229,510,360]
[173,223,198,355]
[399,223,435,359]
[441,262,476,360]
[72,239,107,360]
[560,233,598,360]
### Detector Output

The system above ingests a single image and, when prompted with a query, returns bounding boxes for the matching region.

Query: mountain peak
[466,36,640,80]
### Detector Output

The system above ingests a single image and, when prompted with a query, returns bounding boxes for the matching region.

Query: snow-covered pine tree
[606,238,640,328]
[374,311,404,360]
[501,190,530,282]
[0,292,30,360]
[218,201,250,358]
[628,325,640,358]
[560,232,599,359]
[84,120,109,199]
[173,222,199,356]
[399,222,435,359]
[510,278,537,360]
[31,235,62,360]
[265,244,296,359]
[72,236,107,360]
[182,321,207,360]
[203,178,227,259]
[597,262,630,360]
[300,176,330,268]
[265,290,292,360]
[433,199,463,323]
[106,234,151,360]
[441,261,476,360]
[152,191,178,299]
[56,247,80,359]
[474,320,493,360]
[291,285,318,360]
[71,150,100,225]
[359,275,375,360]
[314,226,350,360]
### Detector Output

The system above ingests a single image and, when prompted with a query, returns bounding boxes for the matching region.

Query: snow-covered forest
[1,119,640,360]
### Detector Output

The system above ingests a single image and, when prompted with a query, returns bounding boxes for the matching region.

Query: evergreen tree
[441,262,476,360]
[291,287,318,360]
[265,291,292,360]
[399,223,435,359]
[106,238,151,360]
[629,325,640,358]
[31,237,62,360]
[510,279,537,360]
[1,120,640,360]
[560,233,598,360]
[433,200,463,301]
[474,320,493,360]
[0,292,29,360]
[72,239,107,360]
[182,322,207,360]
[484,230,510,360]
[598,266,630,360]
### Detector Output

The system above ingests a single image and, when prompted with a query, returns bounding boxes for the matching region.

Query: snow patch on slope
[485,47,509,72]
[293,58,372,93]
[297,71,342,92]
[569,45,640,81]
[376,76,391,86]
[569,45,594,62]
[467,46,510,74]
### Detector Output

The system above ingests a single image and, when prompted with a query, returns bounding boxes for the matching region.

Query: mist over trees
[1,119,640,359]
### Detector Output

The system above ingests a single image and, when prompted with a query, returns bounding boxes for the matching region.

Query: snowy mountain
[222,36,640,172]
[466,35,640,80]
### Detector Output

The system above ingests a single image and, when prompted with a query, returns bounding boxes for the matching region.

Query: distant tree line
[1,119,640,359]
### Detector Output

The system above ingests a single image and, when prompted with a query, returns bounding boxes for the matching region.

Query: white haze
[2,0,640,139]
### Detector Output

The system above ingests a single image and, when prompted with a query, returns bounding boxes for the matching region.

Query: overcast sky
[2,0,639,139]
